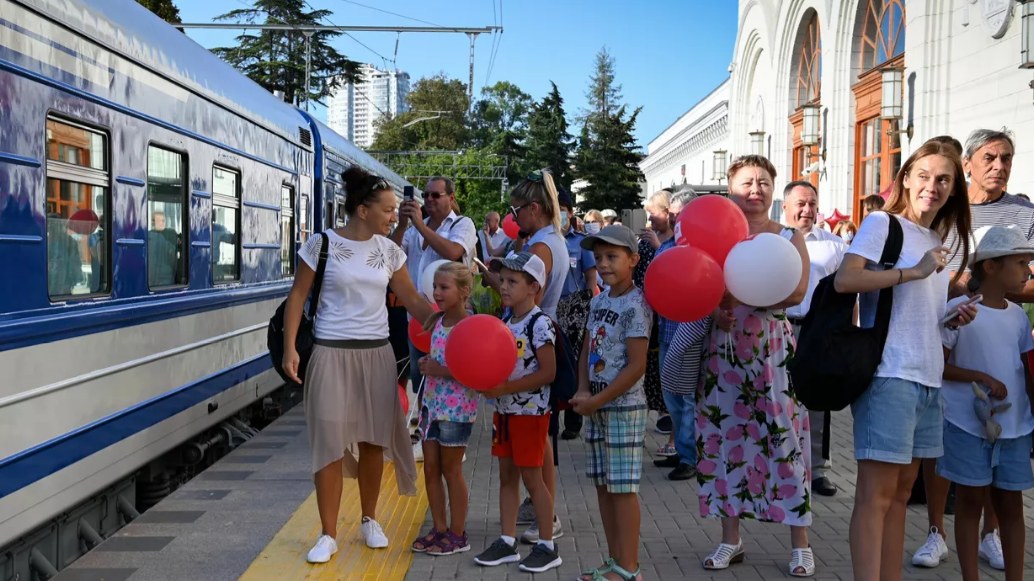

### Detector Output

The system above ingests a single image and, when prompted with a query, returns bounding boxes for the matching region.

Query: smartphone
[403,185,414,201]
[472,257,489,272]
[940,294,983,325]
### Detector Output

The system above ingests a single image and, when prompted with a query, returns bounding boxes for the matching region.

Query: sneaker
[518,542,562,573]
[979,529,1005,570]
[668,463,696,481]
[412,442,424,463]
[360,517,389,549]
[306,534,338,563]
[560,429,579,440]
[520,515,564,544]
[516,497,536,524]
[912,527,948,567]
[474,538,520,566]
[655,414,673,435]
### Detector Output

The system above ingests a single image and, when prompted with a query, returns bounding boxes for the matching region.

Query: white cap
[970,225,1034,263]
[489,252,547,286]
[600,209,618,219]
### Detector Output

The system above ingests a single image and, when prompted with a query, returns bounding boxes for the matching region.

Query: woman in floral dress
[696,155,815,577]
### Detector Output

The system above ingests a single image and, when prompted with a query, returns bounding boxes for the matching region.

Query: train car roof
[309,117,414,193]
[17,0,312,147]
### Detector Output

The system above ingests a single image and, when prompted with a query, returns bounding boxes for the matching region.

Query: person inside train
[280,166,436,562]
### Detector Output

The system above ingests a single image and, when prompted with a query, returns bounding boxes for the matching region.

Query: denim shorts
[851,376,943,464]
[424,420,474,447]
[936,421,1034,491]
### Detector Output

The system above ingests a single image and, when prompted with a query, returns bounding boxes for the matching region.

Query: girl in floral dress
[696,155,816,577]
[411,263,481,556]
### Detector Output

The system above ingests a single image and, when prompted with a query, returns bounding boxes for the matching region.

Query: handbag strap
[307,232,330,320]
[873,214,904,347]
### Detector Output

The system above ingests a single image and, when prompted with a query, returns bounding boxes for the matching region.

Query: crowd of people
[278,126,1034,581]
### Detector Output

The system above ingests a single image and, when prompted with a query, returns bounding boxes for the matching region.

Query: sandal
[655,444,677,457]
[427,530,470,556]
[703,541,745,570]
[789,547,815,577]
[580,561,641,581]
[410,528,444,553]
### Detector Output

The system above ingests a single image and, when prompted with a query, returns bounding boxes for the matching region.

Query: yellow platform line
[238,462,427,581]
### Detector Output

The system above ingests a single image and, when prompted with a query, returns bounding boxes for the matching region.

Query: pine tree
[525,82,574,192]
[211,0,360,107]
[137,0,182,25]
[580,46,622,126]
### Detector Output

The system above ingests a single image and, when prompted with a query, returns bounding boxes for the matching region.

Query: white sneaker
[979,529,1005,570]
[412,442,424,463]
[519,515,564,544]
[361,517,389,549]
[306,534,338,563]
[912,527,949,567]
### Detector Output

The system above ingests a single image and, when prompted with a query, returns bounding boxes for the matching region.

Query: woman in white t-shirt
[282,167,434,563]
[834,140,977,581]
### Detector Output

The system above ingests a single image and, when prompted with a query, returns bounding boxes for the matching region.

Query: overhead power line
[331,0,447,28]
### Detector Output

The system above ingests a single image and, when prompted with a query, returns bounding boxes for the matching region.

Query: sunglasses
[422,191,448,200]
[511,202,531,217]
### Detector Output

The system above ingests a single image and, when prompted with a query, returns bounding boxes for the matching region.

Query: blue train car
[0,0,411,576]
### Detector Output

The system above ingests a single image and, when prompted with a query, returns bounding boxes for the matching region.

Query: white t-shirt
[299,231,406,340]
[942,298,1034,439]
[786,227,848,319]
[401,211,478,287]
[495,306,555,416]
[848,212,949,387]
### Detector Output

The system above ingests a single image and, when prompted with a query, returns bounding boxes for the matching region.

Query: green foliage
[574,48,644,211]
[210,0,360,107]
[525,82,575,191]
[371,74,471,151]
[137,0,181,24]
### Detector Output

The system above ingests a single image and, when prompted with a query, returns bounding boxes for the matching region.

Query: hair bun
[342,166,371,191]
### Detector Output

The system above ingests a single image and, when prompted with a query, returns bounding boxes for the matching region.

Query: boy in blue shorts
[571,225,652,581]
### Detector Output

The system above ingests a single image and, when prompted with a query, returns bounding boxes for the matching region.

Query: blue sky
[179,0,737,147]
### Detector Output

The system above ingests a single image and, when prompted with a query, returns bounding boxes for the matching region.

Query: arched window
[796,13,821,109]
[859,0,905,73]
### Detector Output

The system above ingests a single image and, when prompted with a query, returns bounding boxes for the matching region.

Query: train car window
[335,200,346,227]
[325,200,333,229]
[45,117,110,300]
[147,146,188,289]
[212,166,240,283]
[299,194,310,243]
[281,185,295,277]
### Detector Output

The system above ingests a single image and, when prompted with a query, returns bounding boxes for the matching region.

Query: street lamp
[801,104,820,146]
[749,131,766,156]
[880,67,905,120]
[713,150,728,182]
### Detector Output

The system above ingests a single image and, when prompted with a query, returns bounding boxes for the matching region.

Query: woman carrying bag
[282,167,435,563]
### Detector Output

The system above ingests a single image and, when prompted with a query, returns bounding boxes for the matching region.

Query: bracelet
[897,269,903,285]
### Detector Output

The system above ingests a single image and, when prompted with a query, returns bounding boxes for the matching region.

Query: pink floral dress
[418,318,480,437]
[695,229,812,527]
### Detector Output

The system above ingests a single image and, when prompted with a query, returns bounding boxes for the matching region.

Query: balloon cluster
[644,195,802,322]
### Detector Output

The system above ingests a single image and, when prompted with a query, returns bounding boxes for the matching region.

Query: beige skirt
[304,340,417,496]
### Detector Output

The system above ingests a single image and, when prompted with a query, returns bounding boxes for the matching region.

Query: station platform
[53,397,1033,581]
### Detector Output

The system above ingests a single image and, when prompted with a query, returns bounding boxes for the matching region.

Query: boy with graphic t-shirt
[571,225,653,581]
[474,252,562,574]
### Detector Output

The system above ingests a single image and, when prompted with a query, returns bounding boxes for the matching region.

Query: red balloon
[399,383,410,416]
[502,213,520,239]
[675,195,749,267]
[408,316,432,353]
[644,246,725,323]
[445,314,518,391]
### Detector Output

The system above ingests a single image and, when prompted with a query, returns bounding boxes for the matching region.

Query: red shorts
[491,412,550,467]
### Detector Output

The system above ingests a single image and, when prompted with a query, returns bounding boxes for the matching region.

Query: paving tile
[198,471,253,481]
[173,490,230,501]
[134,511,205,524]
[220,454,272,464]
[241,441,287,449]
[97,537,175,552]
[53,568,137,581]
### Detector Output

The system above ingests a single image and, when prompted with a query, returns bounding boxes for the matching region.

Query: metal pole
[303,31,313,111]
[467,33,477,105]
[179,23,499,33]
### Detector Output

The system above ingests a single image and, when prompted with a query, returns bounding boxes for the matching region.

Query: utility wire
[331,0,446,28]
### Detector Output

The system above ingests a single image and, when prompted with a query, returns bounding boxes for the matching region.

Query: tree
[371,74,470,151]
[137,0,182,25]
[525,82,575,191]
[575,105,644,210]
[580,46,622,126]
[211,0,360,107]
[469,81,533,149]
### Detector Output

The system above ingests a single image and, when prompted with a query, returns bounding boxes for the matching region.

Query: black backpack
[268,232,329,385]
[788,214,903,411]
[508,311,579,406]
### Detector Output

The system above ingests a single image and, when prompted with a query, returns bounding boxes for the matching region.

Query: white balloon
[420,259,453,301]
[723,233,803,308]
